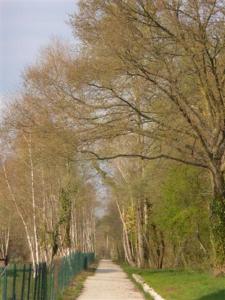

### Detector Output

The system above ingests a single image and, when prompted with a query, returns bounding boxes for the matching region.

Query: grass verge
[122,265,225,300]
[59,261,98,300]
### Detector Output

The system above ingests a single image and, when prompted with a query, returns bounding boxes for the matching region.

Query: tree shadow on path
[97,269,119,273]
[197,289,225,300]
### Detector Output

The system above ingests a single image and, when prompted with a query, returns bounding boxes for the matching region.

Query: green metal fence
[0,252,95,300]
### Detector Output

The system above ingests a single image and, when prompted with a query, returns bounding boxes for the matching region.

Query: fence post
[84,255,88,270]
[75,253,77,274]
[41,263,47,300]
[33,264,38,300]
[2,267,7,300]
[20,264,26,300]
[26,264,32,300]
[12,263,17,300]
[50,265,55,300]
[37,264,41,300]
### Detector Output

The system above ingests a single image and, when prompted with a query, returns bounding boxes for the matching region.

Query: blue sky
[0,0,77,98]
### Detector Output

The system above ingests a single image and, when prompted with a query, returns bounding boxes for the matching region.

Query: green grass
[123,265,225,300]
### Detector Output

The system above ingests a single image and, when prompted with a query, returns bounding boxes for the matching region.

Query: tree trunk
[210,167,225,272]
[2,162,36,271]
[136,203,145,268]
[122,228,135,266]
[0,227,10,260]
[115,199,135,265]
[27,134,40,266]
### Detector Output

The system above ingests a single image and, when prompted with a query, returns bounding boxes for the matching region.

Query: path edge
[132,274,166,300]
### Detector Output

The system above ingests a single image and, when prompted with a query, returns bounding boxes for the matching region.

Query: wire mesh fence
[0,252,95,300]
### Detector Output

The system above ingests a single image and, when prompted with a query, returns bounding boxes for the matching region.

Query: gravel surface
[77,259,145,300]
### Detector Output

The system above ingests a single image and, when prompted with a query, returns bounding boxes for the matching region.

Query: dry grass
[59,262,98,300]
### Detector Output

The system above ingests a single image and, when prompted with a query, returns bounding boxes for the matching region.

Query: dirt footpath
[77,259,145,300]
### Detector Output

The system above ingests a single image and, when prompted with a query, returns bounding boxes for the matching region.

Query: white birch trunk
[2,162,36,269]
[26,133,40,265]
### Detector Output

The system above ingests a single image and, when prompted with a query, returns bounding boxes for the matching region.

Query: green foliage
[154,165,209,244]
[210,198,225,266]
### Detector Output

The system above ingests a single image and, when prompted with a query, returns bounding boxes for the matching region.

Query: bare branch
[81,150,209,169]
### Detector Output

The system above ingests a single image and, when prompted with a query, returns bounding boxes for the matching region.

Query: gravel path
[77,259,145,300]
